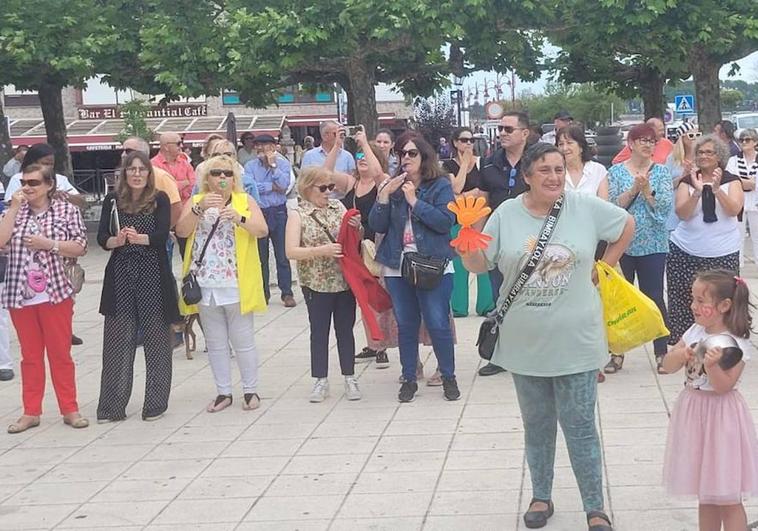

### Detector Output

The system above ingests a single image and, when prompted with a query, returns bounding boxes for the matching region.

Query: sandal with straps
[603,355,624,374]
[587,510,613,531]
[207,395,232,413]
[243,393,261,411]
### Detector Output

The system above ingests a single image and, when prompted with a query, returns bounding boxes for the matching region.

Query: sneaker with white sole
[344,376,362,401]
[309,378,329,403]
[375,350,389,369]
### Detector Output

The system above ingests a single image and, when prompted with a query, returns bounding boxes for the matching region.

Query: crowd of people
[1,111,758,531]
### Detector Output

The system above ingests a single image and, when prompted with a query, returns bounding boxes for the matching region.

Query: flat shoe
[523,498,554,529]
[63,415,89,429]
[243,393,261,410]
[7,416,40,434]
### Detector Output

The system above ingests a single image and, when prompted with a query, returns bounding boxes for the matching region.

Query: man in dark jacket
[477,111,531,376]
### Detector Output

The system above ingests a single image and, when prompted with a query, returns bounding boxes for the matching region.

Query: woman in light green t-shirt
[461,143,634,531]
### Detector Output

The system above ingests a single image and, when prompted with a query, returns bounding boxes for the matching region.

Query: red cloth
[9,298,79,416]
[337,209,392,341]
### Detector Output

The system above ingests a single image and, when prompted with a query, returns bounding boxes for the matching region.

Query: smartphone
[345,125,363,137]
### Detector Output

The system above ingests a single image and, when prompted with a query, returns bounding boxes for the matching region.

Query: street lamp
[452,75,464,126]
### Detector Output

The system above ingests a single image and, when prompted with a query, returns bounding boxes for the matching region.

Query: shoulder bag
[181,209,224,305]
[476,194,565,360]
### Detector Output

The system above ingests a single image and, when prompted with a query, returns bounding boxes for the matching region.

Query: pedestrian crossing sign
[674,95,695,115]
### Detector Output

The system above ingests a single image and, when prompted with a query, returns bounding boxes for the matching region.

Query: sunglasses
[399,149,420,159]
[457,137,474,144]
[498,126,523,134]
[20,179,43,188]
[209,169,234,178]
[212,152,235,158]
[355,152,366,160]
[686,132,702,140]
[740,138,756,143]
[508,167,517,189]
[315,183,336,193]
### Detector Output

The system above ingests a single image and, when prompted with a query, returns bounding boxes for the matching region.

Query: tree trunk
[640,67,665,120]
[344,57,378,138]
[0,90,13,187]
[38,81,73,178]
[688,45,722,133]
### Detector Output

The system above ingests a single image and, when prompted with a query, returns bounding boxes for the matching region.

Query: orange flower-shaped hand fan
[447,196,493,253]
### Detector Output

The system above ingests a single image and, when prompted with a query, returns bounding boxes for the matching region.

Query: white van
[733,113,758,133]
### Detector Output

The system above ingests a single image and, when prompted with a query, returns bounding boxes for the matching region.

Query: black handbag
[401,252,449,290]
[477,195,565,360]
[181,211,224,305]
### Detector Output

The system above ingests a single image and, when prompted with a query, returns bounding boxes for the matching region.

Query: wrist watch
[238,215,247,225]
[191,204,204,216]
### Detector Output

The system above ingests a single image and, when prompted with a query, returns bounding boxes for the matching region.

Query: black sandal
[523,498,554,529]
[603,355,624,374]
[587,510,613,530]
[206,394,232,413]
[243,393,261,410]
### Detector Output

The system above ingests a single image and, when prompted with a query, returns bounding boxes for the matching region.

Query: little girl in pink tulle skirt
[662,270,758,531]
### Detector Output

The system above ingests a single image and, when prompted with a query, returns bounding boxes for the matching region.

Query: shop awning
[9,115,286,152]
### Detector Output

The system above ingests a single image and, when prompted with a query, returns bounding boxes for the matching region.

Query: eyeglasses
[212,152,235,158]
[636,138,656,146]
[498,126,524,134]
[740,138,756,143]
[508,167,517,189]
[126,166,149,175]
[209,169,234,177]
[686,132,702,140]
[399,149,420,159]
[355,152,366,160]
[696,149,717,157]
[457,137,474,144]
[20,179,43,187]
[315,183,336,193]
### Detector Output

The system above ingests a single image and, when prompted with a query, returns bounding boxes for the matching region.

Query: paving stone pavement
[1,237,758,530]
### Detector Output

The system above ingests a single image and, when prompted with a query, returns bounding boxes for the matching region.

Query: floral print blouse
[608,163,674,256]
[296,199,348,293]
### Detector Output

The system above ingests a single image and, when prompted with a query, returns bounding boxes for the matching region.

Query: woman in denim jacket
[368,133,458,403]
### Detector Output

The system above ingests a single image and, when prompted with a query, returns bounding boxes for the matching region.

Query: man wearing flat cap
[243,134,296,307]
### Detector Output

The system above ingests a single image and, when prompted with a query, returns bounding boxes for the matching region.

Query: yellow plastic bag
[596,261,669,354]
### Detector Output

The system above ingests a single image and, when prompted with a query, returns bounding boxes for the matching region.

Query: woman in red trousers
[0,164,89,433]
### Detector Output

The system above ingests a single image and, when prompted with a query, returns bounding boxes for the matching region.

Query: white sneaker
[344,376,362,401]
[309,378,329,403]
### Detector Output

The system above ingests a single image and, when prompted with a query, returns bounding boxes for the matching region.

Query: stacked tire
[594,126,624,168]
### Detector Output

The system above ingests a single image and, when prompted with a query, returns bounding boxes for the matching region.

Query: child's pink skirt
[664,387,758,505]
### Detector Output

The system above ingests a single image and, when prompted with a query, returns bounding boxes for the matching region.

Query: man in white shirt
[2,145,28,185]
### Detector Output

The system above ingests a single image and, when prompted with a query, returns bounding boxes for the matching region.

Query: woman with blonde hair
[177,155,268,412]
[285,166,361,403]
[96,151,176,422]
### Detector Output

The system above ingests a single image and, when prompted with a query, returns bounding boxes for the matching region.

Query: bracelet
[191,204,203,216]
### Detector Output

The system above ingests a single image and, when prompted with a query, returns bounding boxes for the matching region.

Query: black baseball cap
[254,134,276,144]
[554,111,573,121]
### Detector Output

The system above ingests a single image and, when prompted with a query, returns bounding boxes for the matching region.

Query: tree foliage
[115,100,154,143]
[520,83,626,129]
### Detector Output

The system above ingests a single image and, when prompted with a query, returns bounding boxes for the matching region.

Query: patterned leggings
[512,370,604,513]
[665,242,739,345]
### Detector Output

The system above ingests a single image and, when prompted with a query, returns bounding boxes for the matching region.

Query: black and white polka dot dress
[96,208,172,421]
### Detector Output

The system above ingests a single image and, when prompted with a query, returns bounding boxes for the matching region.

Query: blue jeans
[384,274,455,382]
[512,370,604,513]
[258,204,293,301]
[619,253,669,356]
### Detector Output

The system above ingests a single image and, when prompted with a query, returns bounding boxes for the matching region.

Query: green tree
[410,95,456,147]
[521,83,625,129]
[720,89,744,111]
[115,99,154,143]
[0,0,120,177]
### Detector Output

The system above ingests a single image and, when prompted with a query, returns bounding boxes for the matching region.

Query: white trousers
[0,283,11,370]
[198,302,259,395]
[745,211,758,265]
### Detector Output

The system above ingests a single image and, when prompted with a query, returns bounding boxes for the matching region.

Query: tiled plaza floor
[1,238,757,530]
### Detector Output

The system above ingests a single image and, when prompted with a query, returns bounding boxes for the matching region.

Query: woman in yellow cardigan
[176,156,268,412]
